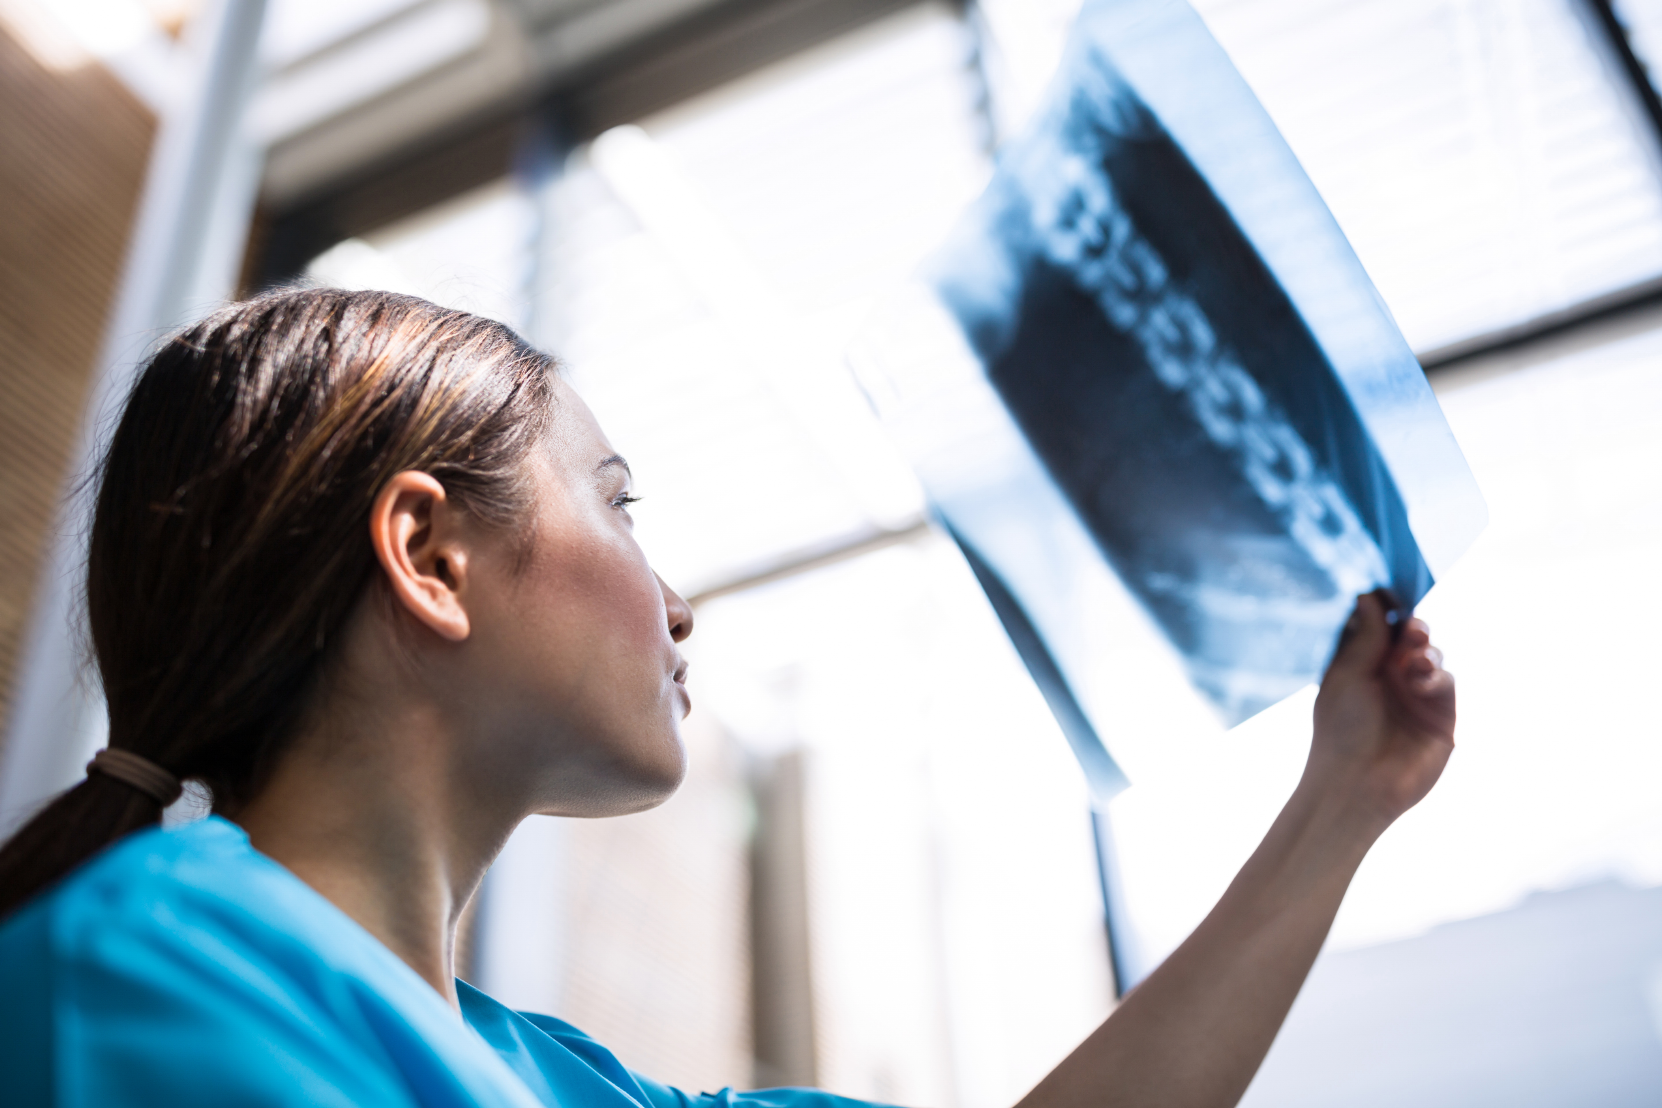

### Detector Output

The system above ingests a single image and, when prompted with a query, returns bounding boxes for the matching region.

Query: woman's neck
[235,699,515,1010]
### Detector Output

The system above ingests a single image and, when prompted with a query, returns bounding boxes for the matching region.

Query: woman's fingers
[1402,652,1446,689]
[1386,633,1457,736]
[1400,641,1441,676]
[1397,618,1431,650]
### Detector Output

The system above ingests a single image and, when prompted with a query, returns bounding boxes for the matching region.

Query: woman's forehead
[550,379,620,467]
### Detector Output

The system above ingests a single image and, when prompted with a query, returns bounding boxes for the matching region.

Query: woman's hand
[1307,590,1457,835]
[1017,591,1458,1108]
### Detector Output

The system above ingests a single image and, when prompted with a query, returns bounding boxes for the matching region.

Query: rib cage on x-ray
[852,0,1482,786]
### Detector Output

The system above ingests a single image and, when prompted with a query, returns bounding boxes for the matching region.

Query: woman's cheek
[603,536,671,652]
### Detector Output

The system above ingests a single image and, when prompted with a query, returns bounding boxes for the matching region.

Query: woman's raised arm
[1019,591,1457,1108]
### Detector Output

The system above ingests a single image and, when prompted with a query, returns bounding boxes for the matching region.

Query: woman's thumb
[1324,590,1396,682]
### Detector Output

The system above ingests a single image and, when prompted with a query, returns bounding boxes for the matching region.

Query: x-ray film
[851,0,1485,797]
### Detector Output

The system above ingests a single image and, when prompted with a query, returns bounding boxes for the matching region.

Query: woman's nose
[658,573,693,642]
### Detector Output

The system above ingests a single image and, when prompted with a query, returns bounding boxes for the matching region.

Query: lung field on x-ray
[938,68,1429,718]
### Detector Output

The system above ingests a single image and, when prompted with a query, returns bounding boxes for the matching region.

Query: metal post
[1091,802,1145,998]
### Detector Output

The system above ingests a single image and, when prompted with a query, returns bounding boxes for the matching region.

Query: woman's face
[456,378,693,818]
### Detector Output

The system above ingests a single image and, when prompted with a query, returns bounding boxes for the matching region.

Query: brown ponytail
[0,288,555,918]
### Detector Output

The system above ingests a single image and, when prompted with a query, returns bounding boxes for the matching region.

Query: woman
[0,289,1455,1107]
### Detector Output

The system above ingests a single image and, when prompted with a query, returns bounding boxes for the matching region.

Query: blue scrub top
[0,817,874,1108]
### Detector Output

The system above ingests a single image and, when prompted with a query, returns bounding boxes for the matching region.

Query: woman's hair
[0,287,556,918]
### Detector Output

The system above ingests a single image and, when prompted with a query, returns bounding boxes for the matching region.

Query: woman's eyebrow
[597,454,632,478]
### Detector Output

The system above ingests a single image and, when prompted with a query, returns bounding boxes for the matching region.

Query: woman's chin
[616,756,686,813]
[539,731,686,817]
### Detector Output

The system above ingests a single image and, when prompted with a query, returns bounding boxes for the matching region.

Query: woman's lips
[673,658,690,715]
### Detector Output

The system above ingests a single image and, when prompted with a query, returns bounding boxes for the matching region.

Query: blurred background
[3,0,1662,1104]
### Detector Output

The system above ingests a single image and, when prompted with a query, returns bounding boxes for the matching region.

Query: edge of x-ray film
[848,0,1485,768]
[853,287,1170,802]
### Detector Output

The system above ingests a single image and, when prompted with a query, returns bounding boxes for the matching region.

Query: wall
[0,17,154,741]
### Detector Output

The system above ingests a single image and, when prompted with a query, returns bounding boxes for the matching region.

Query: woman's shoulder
[0,817,393,1105]
[1,815,355,988]
[0,817,538,1108]
[1,817,263,978]
[9,815,251,910]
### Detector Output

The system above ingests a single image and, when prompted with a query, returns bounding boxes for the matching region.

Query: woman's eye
[613,494,641,509]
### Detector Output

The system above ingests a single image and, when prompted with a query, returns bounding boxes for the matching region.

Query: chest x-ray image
[851,0,1485,796]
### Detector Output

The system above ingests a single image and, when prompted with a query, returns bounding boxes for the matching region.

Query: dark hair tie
[87,749,182,807]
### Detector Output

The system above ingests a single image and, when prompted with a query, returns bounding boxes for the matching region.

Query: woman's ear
[368,471,472,642]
